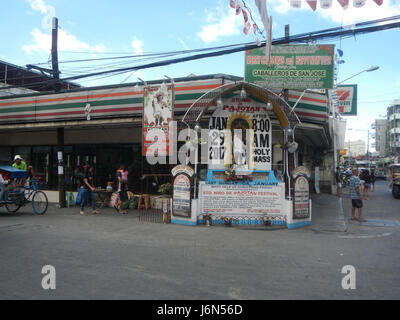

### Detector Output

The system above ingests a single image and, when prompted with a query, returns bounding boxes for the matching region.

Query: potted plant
[158,182,172,195]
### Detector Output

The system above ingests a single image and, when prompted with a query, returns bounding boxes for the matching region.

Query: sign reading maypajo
[245,45,335,90]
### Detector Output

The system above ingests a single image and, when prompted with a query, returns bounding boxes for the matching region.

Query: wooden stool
[138,194,151,210]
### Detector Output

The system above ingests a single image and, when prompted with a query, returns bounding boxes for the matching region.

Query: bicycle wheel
[6,202,21,213]
[32,191,48,215]
[5,189,22,213]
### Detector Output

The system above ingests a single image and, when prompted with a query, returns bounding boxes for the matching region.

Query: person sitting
[12,155,27,171]
[0,171,9,201]
[12,155,27,186]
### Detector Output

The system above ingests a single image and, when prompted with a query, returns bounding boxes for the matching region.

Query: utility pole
[283,24,295,199]
[52,17,65,208]
[51,17,60,91]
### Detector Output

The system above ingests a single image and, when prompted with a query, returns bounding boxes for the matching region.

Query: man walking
[349,168,365,222]
[79,165,100,215]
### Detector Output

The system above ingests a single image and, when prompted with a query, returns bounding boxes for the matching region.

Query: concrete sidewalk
[310,180,400,235]
[1,181,399,299]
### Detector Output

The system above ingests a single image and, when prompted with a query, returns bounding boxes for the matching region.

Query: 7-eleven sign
[330,84,357,116]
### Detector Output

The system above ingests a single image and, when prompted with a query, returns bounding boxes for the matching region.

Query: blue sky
[1,0,400,150]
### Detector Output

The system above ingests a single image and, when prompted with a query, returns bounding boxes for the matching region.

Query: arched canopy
[182,81,299,130]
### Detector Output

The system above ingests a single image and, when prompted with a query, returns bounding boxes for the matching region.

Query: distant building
[374,119,388,157]
[387,99,400,156]
[344,140,366,157]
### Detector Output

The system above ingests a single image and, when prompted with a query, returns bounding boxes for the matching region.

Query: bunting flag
[235,2,242,15]
[229,0,236,8]
[243,22,251,35]
[337,0,349,9]
[289,0,302,8]
[306,0,317,11]
[286,0,384,10]
[353,0,367,7]
[320,0,333,9]
[242,9,248,23]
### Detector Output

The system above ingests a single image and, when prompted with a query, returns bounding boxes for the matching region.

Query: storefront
[0,73,331,227]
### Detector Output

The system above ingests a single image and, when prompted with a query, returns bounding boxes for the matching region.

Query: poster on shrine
[142,85,174,156]
[208,95,272,171]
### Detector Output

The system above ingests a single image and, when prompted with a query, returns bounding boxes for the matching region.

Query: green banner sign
[245,45,335,89]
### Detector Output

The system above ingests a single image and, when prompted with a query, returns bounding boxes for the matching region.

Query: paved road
[0,181,399,299]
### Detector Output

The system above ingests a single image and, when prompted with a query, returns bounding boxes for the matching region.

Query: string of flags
[230,0,385,40]
[289,0,384,11]
[229,0,272,64]
[229,0,384,66]
[229,0,264,43]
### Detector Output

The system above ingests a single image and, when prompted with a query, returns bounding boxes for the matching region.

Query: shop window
[0,147,12,166]
[13,146,31,166]
[32,146,51,189]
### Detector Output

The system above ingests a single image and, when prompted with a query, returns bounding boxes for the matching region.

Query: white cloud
[197,4,243,43]
[26,0,56,30]
[24,0,94,54]
[23,28,90,54]
[269,0,400,24]
[26,0,50,14]
[131,37,144,55]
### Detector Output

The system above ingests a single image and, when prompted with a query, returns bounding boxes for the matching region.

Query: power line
[29,15,400,67]
[2,17,400,92]
[58,21,400,82]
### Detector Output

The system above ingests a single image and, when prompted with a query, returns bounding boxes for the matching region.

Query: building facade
[0,73,334,198]
[374,119,388,157]
[387,99,400,156]
[344,139,366,157]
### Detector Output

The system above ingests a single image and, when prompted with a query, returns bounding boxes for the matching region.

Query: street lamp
[338,66,379,85]
[331,66,379,194]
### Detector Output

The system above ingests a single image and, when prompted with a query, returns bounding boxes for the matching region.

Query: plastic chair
[138,194,151,210]
[66,191,75,208]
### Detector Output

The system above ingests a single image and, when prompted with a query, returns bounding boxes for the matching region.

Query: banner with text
[208,96,272,171]
[245,45,335,89]
[200,183,284,215]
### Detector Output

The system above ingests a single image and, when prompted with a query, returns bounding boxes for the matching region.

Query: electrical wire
[1,17,399,92]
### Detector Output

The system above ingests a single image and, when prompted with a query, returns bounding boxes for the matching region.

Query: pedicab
[389,164,400,199]
[0,165,48,214]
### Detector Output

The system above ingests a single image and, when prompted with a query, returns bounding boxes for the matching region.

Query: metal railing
[139,208,171,224]
[200,214,286,228]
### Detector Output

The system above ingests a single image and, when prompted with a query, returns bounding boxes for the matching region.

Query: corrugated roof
[0,60,81,93]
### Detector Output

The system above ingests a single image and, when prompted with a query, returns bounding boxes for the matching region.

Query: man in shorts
[349,168,365,222]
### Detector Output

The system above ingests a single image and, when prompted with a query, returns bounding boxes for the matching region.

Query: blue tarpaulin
[0,165,27,179]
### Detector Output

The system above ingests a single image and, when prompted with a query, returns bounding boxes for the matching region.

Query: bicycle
[0,167,48,215]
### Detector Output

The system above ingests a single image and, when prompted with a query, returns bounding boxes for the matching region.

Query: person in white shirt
[0,172,9,201]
